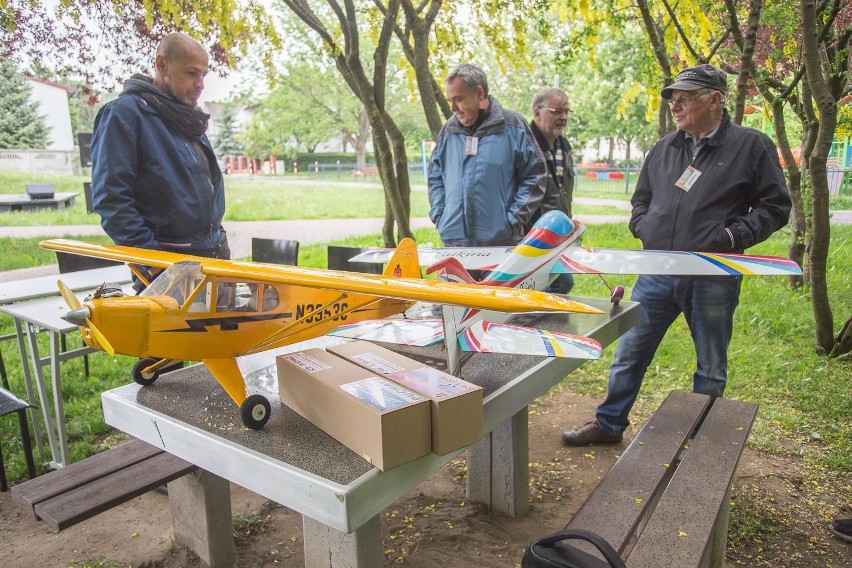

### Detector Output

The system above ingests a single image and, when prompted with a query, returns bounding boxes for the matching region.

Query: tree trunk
[726,0,763,125]
[636,0,674,137]
[757,84,805,288]
[801,0,836,354]
[283,0,412,247]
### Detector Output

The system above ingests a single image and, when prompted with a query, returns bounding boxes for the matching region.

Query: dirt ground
[1,389,849,568]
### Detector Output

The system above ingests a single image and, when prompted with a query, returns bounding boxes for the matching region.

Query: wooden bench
[11,439,197,531]
[563,390,757,568]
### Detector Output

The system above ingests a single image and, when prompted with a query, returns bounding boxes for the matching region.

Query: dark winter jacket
[528,121,575,230]
[91,93,225,252]
[630,112,791,253]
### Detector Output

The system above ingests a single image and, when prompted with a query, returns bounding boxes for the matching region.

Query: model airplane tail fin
[382,238,422,278]
[480,210,585,288]
[425,257,478,284]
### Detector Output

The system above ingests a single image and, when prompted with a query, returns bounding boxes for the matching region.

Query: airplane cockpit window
[216,282,259,312]
[141,261,205,311]
[262,284,279,311]
[188,282,211,312]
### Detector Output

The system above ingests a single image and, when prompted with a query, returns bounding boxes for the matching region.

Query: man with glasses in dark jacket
[562,64,791,446]
[91,32,229,292]
[529,86,576,294]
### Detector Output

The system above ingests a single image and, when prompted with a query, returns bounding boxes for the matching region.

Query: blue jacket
[91,94,225,252]
[428,96,546,245]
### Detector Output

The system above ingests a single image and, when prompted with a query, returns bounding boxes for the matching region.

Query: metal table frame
[0,270,132,469]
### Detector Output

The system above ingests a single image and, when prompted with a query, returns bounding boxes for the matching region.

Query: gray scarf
[122,74,209,139]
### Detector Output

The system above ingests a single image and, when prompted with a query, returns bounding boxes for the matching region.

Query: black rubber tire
[132,358,161,386]
[240,394,271,430]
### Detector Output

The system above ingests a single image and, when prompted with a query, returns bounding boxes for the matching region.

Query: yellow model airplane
[40,238,603,429]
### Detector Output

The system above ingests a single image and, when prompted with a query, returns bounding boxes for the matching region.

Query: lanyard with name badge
[465,136,479,156]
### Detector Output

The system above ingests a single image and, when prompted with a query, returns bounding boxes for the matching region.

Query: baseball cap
[661,64,728,99]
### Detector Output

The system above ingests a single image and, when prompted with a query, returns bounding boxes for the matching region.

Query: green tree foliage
[241,62,368,163]
[213,104,244,157]
[0,66,51,148]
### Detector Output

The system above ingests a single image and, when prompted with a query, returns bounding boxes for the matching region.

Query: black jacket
[630,112,791,253]
[529,121,575,229]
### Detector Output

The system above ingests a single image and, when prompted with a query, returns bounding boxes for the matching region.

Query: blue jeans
[596,274,742,435]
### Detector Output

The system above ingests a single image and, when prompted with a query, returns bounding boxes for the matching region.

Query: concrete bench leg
[303,514,381,568]
[169,470,234,568]
[467,406,529,518]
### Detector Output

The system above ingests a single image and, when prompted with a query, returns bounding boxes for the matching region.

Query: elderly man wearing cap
[562,64,791,446]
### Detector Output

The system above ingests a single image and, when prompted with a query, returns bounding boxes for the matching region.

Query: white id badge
[465,136,479,156]
[675,166,702,191]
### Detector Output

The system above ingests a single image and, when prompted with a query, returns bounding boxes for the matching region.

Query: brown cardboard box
[328,341,483,455]
[276,348,431,471]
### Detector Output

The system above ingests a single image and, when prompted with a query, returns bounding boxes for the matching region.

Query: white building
[27,77,75,150]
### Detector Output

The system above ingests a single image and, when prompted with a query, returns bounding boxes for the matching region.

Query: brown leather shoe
[561,420,623,446]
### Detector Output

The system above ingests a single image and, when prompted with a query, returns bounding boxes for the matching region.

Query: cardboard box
[277,348,431,471]
[328,341,483,455]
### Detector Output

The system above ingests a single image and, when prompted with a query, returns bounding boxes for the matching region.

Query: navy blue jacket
[91,94,225,252]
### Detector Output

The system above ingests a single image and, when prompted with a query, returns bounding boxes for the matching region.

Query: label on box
[388,367,472,400]
[349,352,406,374]
[281,352,331,373]
[340,377,425,411]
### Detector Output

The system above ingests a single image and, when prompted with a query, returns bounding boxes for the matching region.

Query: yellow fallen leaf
[131,532,139,538]
[638,441,645,446]
[662,463,670,468]
[634,498,643,504]
[678,530,688,537]
[737,427,744,431]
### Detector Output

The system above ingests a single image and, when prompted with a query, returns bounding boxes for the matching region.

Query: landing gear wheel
[611,285,625,305]
[240,394,271,430]
[132,358,161,386]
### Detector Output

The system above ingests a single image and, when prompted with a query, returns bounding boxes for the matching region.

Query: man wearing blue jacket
[91,32,228,291]
[429,63,546,247]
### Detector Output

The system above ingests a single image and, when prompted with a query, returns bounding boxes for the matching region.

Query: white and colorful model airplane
[40,236,603,429]
[329,210,803,372]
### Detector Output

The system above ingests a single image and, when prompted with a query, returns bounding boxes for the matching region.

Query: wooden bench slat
[626,398,757,568]
[11,439,162,510]
[34,451,197,532]
[565,391,711,554]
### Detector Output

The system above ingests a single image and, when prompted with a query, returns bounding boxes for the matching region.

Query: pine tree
[0,66,51,149]
[213,104,244,157]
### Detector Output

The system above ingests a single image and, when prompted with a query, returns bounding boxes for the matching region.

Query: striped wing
[459,321,602,360]
[555,248,803,276]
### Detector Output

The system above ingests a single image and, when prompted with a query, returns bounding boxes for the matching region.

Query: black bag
[522,529,627,568]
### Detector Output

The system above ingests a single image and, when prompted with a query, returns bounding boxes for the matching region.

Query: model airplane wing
[328,319,445,347]
[350,246,511,271]
[554,248,803,276]
[40,239,603,315]
[352,243,802,277]
[328,318,602,360]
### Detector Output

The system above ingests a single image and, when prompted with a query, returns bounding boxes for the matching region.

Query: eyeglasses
[667,93,705,108]
[543,107,571,117]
